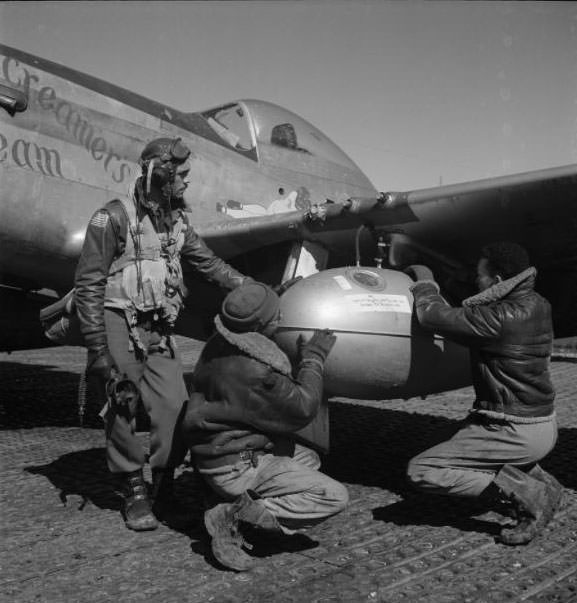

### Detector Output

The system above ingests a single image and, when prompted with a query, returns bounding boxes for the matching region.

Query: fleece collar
[214,315,293,376]
[462,267,536,307]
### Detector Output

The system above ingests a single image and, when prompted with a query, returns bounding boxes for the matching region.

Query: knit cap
[220,283,280,333]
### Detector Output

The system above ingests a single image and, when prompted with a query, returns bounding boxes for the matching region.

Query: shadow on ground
[25,448,120,510]
[0,359,156,429]
[1,360,102,429]
[23,445,320,569]
[372,493,506,537]
[23,451,204,515]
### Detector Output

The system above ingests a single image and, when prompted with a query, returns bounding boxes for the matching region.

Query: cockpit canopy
[199,99,362,172]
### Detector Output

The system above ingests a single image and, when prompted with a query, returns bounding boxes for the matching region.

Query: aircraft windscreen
[201,103,255,152]
[242,100,360,171]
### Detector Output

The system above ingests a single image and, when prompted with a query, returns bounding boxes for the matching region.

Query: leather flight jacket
[183,321,327,470]
[411,268,555,420]
[74,184,246,354]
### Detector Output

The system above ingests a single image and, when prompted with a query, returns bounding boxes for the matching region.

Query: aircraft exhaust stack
[275,267,471,400]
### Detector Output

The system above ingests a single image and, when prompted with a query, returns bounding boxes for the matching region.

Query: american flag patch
[89,211,109,228]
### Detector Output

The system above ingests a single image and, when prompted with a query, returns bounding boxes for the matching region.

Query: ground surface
[1,339,577,603]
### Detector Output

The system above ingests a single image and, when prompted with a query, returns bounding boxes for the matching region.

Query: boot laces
[127,479,148,502]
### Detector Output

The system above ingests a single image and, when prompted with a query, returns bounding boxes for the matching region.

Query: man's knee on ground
[315,480,349,514]
[333,481,349,511]
[407,458,439,491]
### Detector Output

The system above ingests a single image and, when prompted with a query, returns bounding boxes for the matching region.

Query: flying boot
[477,480,517,519]
[527,463,564,492]
[122,469,158,531]
[238,489,284,535]
[493,464,563,546]
[204,490,282,572]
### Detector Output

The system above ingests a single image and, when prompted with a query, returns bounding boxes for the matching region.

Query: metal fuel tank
[274,266,471,399]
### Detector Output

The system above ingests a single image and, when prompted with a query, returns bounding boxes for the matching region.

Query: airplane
[2,42,577,403]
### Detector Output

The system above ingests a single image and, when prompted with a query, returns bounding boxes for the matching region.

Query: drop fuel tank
[274,267,472,400]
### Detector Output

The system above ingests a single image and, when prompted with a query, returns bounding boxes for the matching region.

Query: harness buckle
[238,449,262,468]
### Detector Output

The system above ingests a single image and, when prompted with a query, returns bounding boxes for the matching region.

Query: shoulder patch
[89,210,110,228]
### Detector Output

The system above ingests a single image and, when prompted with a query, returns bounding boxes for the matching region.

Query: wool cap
[220,283,280,333]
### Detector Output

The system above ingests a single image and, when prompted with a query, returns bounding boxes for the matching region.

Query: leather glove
[86,348,117,383]
[300,329,337,363]
[404,264,435,282]
[273,276,302,296]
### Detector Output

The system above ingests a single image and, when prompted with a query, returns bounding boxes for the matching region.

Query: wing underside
[197,163,577,337]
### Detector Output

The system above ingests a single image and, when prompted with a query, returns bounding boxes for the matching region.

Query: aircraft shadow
[0,359,154,430]
[1,359,105,429]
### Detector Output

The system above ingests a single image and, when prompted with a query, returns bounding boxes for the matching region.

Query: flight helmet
[139,137,191,192]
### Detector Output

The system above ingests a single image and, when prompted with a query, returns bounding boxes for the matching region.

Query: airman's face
[169,161,191,199]
[476,258,501,291]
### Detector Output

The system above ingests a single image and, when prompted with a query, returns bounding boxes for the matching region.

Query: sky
[1,1,576,191]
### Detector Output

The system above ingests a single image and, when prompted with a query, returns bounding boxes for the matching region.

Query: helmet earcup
[151,163,174,186]
[142,158,175,194]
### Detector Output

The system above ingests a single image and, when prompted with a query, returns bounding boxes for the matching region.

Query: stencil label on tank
[333,275,352,290]
[346,294,411,313]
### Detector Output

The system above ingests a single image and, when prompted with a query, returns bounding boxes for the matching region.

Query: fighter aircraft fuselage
[0,44,376,298]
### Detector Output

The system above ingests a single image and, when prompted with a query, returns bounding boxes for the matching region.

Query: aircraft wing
[195,162,577,337]
[194,202,365,258]
[376,163,577,337]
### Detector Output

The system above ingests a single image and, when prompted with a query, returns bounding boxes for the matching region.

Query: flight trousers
[407,412,558,498]
[101,308,188,474]
[198,444,349,533]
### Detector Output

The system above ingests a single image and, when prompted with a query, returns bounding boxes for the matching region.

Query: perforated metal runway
[1,340,576,602]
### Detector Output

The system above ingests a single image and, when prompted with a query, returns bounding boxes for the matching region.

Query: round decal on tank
[346,268,386,291]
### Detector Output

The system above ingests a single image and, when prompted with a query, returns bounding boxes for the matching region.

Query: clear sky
[1,1,576,191]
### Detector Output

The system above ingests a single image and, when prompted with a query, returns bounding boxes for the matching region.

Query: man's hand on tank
[273,276,302,296]
[301,329,337,362]
[405,264,435,282]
